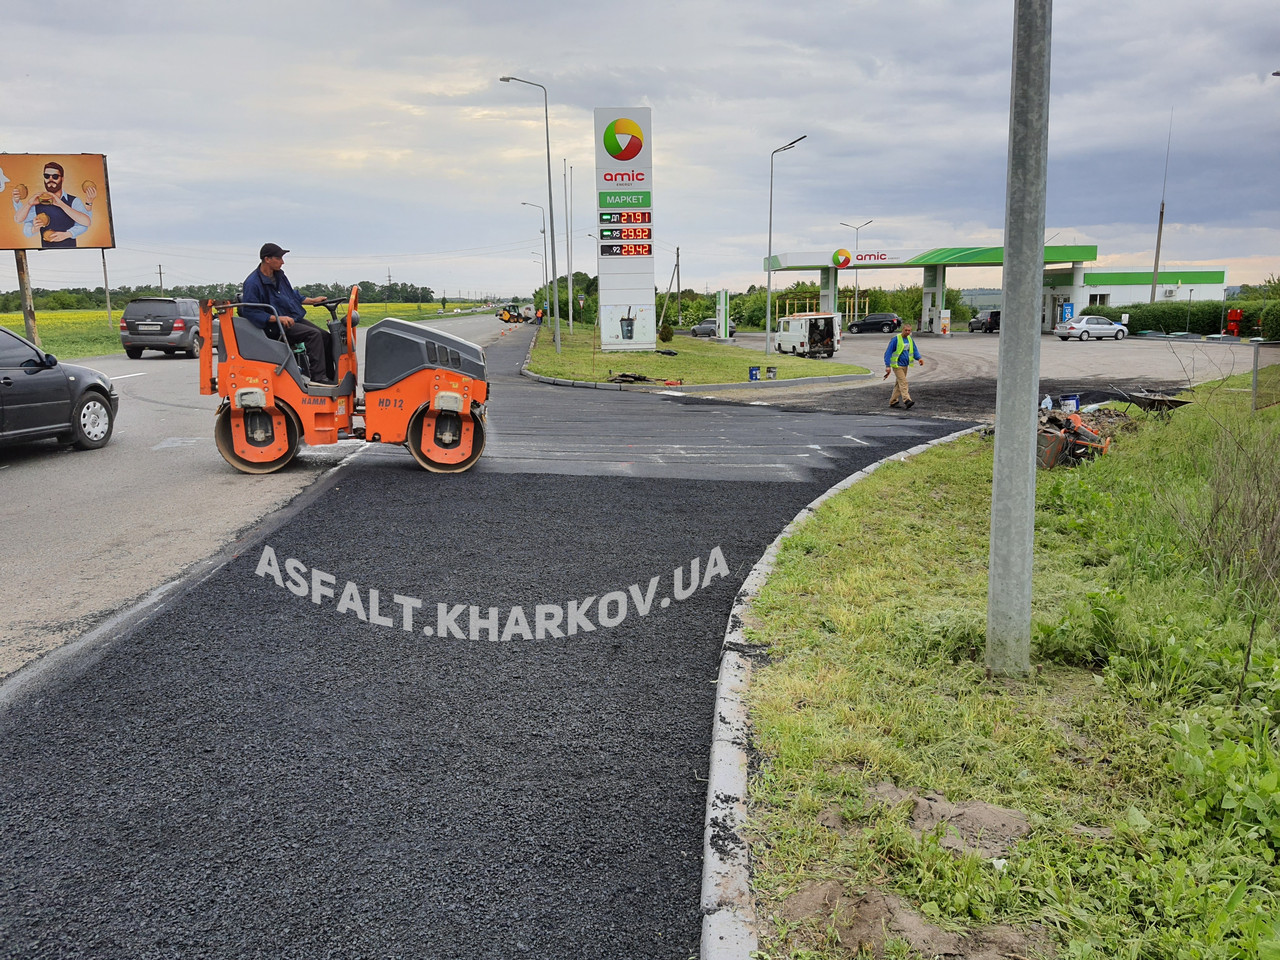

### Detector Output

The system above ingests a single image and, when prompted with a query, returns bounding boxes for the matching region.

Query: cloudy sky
[2,0,1277,300]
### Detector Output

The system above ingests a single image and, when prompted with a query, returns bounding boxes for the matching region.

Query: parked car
[1055,315,1128,341]
[119,297,202,359]
[690,318,736,337]
[969,309,1001,333]
[847,312,901,334]
[0,326,118,449]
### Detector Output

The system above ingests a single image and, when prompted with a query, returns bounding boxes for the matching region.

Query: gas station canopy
[765,244,1098,271]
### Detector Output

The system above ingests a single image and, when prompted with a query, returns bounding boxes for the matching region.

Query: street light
[840,219,873,326]
[500,76,560,352]
[532,253,547,305]
[765,134,806,354]
[522,202,548,309]
[1186,287,1194,333]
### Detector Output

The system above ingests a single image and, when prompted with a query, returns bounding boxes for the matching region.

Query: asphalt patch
[0,418,962,959]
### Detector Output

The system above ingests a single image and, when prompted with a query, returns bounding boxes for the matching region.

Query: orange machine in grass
[198,287,487,474]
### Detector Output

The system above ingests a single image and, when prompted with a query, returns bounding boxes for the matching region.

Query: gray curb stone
[699,424,985,959]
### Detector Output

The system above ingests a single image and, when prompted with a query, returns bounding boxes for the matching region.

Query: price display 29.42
[599,243,652,257]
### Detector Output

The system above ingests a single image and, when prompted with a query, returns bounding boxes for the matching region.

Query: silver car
[1055,315,1128,341]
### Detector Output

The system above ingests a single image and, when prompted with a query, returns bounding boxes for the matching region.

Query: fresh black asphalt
[0,326,966,959]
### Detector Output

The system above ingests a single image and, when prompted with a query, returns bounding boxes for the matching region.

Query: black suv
[847,312,901,334]
[120,297,202,358]
[969,309,1001,333]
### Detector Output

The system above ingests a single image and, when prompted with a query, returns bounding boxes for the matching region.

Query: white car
[1055,315,1128,341]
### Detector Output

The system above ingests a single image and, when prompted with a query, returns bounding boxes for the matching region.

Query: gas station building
[765,245,1228,333]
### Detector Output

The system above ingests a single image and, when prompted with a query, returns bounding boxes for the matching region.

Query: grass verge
[746,377,1280,958]
[525,323,869,385]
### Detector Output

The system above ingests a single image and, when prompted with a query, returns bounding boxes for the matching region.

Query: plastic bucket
[748,366,760,381]
[1060,394,1080,413]
[766,366,778,380]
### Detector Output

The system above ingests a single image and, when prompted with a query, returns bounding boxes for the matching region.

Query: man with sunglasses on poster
[11,161,95,248]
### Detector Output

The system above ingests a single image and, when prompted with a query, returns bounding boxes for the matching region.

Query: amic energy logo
[833,249,852,268]
[603,118,644,161]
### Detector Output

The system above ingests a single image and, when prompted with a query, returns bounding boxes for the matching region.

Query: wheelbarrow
[1112,385,1193,419]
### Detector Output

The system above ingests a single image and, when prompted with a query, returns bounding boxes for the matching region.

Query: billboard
[1,154,114,251]
[594,109,655,351]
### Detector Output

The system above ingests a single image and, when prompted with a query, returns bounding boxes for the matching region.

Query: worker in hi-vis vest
[883,323,924,409]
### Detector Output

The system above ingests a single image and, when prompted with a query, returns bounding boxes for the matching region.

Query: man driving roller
[240,243,332,383]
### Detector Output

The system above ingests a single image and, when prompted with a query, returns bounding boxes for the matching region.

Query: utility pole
[676,247,681,326]
[14,251,41,347]
[1150,109,1173,304]
[987,0,1052,677]
[157,265,164,296]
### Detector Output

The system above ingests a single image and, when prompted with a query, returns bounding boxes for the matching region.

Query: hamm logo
[833,249,852,268]
[603,118,644,161]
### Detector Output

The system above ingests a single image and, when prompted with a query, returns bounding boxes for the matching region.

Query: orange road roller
[198,287,488,474]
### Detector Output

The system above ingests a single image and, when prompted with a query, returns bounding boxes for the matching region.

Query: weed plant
[747,377,1280,958]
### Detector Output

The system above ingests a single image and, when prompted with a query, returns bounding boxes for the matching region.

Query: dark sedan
[0,326,118,450]
[847,312,901,334]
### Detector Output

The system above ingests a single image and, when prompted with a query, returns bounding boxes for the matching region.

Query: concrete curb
[698,423,986,959]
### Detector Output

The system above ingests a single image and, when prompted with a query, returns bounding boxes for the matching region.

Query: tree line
[0,280,438,313]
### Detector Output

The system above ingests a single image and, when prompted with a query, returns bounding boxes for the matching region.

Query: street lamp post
[522,202,548,309]
[532,253,547,305]
[501,76,560,352]
[765,135,806,355]
[840,219,873,325]
[1186,287,1194,333]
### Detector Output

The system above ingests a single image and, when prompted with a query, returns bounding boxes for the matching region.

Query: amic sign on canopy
[595,108,655,351]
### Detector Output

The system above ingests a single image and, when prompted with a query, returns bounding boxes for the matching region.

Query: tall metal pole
[565,160,574,334]
[500,76,560,352]
[523,202,547,309]
[1150,109,1173,304]
[765,135,806,355]
[987,0,1052,677]
[841,219,873,325]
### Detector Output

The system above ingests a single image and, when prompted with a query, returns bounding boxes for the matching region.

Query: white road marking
[111,372,148,380]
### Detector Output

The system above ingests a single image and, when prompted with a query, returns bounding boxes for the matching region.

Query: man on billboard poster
[11,161,96,248]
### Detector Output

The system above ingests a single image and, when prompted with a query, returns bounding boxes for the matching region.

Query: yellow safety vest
[890,334,915,366]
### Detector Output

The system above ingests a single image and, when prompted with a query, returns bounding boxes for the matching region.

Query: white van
[775,312,841,358]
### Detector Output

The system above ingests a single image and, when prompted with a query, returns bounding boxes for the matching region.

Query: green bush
[1261,302,1280,341]
[657,322,673,343]
[1082,300,1271,336]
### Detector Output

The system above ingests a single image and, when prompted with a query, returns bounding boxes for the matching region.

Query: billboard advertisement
[594,108,655,351]
[1,154,114,251]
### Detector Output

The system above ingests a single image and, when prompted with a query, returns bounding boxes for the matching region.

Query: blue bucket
[1060,394,1080,413]
[749,366,760,381]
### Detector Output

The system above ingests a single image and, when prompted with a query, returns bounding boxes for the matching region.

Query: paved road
[0,312,494,680]
[1,326,962,959]
[705,329,1258,420]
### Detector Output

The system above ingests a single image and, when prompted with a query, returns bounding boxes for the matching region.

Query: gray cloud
[3,0,1277,298]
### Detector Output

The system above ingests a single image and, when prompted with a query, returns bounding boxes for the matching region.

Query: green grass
[747,379,1280,958]
[1,309,118,358]
[526,323,869,385]
[1,302,489,360]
